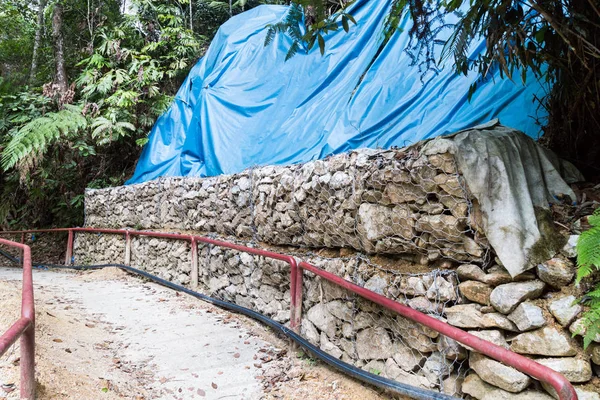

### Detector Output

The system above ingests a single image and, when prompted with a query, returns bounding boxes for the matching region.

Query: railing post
[20,324,35,399]
[124,232,131,265]
[65,229,73,265]
[190,238,198,289]
[289,259,303,332]
[21,246,35,400]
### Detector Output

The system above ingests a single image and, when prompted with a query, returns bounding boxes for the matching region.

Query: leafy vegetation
[576,208,600,348]
[0,0,271,228]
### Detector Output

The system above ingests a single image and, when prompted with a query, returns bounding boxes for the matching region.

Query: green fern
[577,208,600,282]
[575,207,600,348]
[1,105,87,171]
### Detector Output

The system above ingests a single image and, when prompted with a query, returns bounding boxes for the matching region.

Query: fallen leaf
[211,382,218,389]
[197,389,205,396]
[52,338,63,343]
[233,353,240,358]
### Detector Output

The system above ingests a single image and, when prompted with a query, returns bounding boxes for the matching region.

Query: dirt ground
[0,266,393,400]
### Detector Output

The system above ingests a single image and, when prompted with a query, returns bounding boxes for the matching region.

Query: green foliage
[264,1,356,60]
[575,208,600,348]
[1,105,87,171]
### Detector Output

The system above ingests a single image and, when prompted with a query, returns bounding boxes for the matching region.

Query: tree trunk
[52,3,68,94]
[29,0,47,82]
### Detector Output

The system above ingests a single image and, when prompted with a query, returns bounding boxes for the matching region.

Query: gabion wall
[85,147,489,265]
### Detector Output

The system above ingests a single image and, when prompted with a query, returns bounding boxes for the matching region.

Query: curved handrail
[0,238,35,399]
[0,228,578,400]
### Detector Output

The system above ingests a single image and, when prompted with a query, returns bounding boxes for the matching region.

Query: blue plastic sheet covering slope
[127,0,548,184]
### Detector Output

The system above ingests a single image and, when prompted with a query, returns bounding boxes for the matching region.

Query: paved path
[0,266,270,400]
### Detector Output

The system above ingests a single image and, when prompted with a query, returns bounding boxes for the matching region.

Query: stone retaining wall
[79,144,599,398]
[85,146,488,264]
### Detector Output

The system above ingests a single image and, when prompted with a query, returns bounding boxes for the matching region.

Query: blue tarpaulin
[127,0,547,184]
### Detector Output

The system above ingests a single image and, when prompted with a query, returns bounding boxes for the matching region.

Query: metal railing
[0,238,35,399]
[0,228,578,400]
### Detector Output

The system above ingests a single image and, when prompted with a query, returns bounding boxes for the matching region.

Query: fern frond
[1,105,87,171]
[576,224,600,282]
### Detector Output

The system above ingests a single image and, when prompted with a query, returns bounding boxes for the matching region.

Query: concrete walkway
[0,266,270,400]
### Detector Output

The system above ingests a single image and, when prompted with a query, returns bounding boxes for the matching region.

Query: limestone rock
[306,303,337,338]
[541,383,600,400]
[548,295,581,327]
[490,281,546,314]
[459,280,493,305]
[561,235,579,258]
[508,302,546,331]
[392,344,425,372]
[462,373,553,400]
[320,332,343,359]
[570,318,600,343]
[422,351,454,386]
[362,360,386,375]
[481,312,519,331]
[535,358,592,383]
[437,335,468,360]
[588,343,600,365]
[469,352,531,393]
[445,304,486,328]
[382,358,431,389]
[536,258,575,288]
[510,327,578,356]
[364,274,388,295]
[457,264,487,282]
[356,327,395,360]
[442,373,463,397]
[466,329,509,351]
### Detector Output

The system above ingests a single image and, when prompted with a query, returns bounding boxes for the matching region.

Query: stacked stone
[446,238,600,400]
[86,173,255,238]
[299,256,464,396]
[84,146,488,264]
[73,233,125,265]
[129,237,192,285]
[196,244,291,323]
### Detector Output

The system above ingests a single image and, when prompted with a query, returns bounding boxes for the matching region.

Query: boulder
[459,280,493,305]
[469,352,531,393]
[422,351,454,386]
[445,304,485,328]
[508,302,546,331]
[465,329,508,351]
[570,318,600,343]
[364,274,388,295]
[548,295,581,327]
[541,383,600,400]
[588,343,600,365]
[462,373,554,400]
[457,264,487,282]
[306,303,337,338]
[382,358,431,389]
[561,235,579,258]
[320,332,343,359]
[510,327,578,356]
[481,312,519,331]
[534,358,592,383]
[490,281,546,314]
[356,327,395,360]
[536,258,575,288]
[437,335,468,360]
[392,343,425,372]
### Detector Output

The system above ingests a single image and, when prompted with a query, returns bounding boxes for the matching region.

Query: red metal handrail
[0,238,35,399]
[0,228,578,400]
[0,228,302,331]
